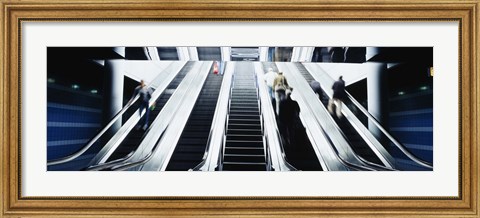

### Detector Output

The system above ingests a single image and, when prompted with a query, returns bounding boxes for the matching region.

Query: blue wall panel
[47,107,101,123]
[389,113,433,128]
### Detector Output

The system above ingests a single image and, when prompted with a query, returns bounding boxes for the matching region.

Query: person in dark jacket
[279,89,301,147]
[328,76,346,118]
[310,80,323,102]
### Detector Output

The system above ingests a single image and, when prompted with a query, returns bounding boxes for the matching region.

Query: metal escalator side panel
[120,62,203,165]
[253,62,296,171]
[281,62,365,166]
[194,62,236,171]
[276,62,351,171]
[87,61,188,166]
[302,63,396,169]
[140,61,214,171]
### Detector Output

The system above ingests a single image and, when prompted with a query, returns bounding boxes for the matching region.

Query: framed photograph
[1,0,478,217]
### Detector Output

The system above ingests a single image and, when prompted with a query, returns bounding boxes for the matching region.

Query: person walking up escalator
[273,71,289,116]
[328,75,346,118]
[129,80,155,131]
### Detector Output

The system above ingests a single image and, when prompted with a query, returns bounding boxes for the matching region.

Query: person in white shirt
[263,68,277,100]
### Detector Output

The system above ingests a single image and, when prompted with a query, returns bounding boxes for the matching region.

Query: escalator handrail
[47,61,186,166]
[298,113,377,171]
[47,93,140,166]
[192,62,235,171]
[254,62,296,171]
[304,63,432,169]
[344,91,433,169]
[104,62,212,171]
[141,61,214,171]
[288,63,396,170]
[277,62,359,170]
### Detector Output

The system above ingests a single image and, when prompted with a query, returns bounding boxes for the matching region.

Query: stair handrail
[254,62,296,171]
[192,62,235,171]
[304,63,432,169]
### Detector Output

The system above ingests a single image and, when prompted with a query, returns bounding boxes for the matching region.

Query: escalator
[166,65,224,170]
[222,62,266,171]
[106,62,195,162]
[262,62,322,171]
[294,63,384,165]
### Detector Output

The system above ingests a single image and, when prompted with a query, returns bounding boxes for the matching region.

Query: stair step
[225,140,263,148]
[222,162,267,171]
[224,154,265,163]
[224,147,264,155]
[226,134,263,141]
[227,129,262,135]
[229,110,259,116]
[228,123,261,130]
[230,102,259,107]
[228,119,260,125]
[229,107,259,112]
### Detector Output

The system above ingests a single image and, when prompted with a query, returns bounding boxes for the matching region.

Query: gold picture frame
[1,0,478,217]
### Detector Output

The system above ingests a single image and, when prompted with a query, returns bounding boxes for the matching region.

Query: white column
[367,62,388,140]
[176,47,190,60]
[291,47,315,62]
[291,47,302,62]
[221,47,231,61]
[187,47,199,61]
[259,47,269,62]
[145,47,160,61]
[103,47,125,131]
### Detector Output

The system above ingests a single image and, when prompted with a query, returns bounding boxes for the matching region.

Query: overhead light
[71,84,80,89]
[90,89,98,94]
[420,86,428,90]
[47,78,55,83]
[398,91,405,96]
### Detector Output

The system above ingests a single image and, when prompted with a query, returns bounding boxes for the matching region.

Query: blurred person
[279,88,300,148]
[129,80,154,131]
[328,76,346,118]
[273,71,289,116]
[263,68,277,100]
[310,80,323,102]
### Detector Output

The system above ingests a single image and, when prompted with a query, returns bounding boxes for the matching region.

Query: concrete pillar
[103,47,125,131]
[367,62,388,142]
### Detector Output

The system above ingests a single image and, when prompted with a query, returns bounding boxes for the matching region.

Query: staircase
[222,62,267,171]
[106,62,195,162]
[294,62,383,165]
